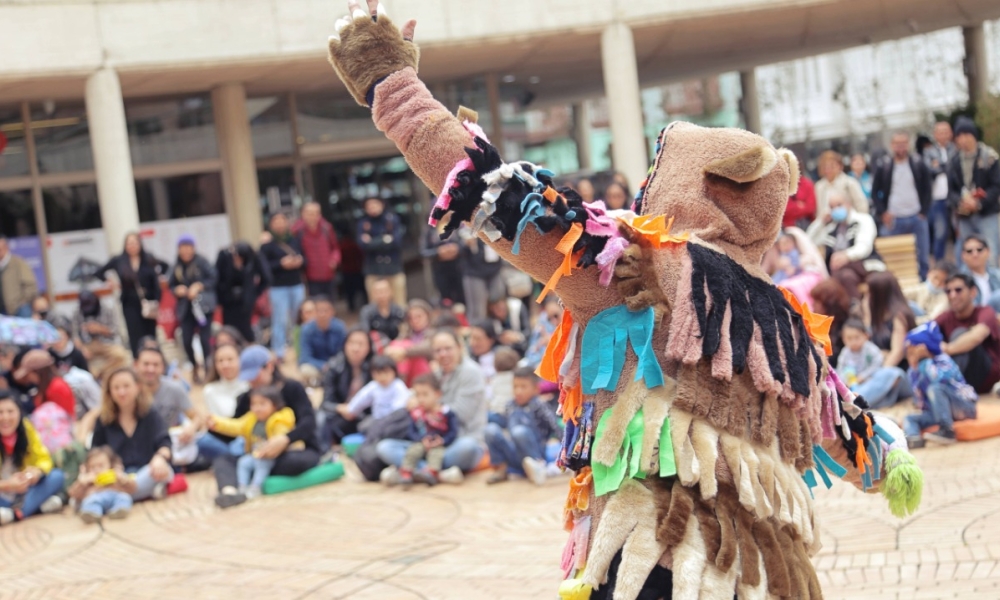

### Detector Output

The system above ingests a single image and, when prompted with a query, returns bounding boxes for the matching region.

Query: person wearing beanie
[903,321,979,447]
[167,235,217,383]
[947,116,1000,264]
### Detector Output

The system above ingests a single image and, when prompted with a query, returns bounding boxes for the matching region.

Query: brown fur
[640,382,673,473]
[455,106,478,124]
[694,502,722,564]
[752,519,791,597]
[657,481,695,549]
[702,145,779,184]
[728,494,761,587]
[690,420,720,499]
[713,491,738,572]
[776,404,801,464]
[788,527,824,599]
[775,525,809,599]
[328,15,420,106]
[795,417,815,471]
[778,148,801,195]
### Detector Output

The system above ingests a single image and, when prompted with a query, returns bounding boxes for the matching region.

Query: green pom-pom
[880,449,923,518]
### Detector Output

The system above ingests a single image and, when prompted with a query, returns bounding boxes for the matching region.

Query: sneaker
[522,457,547,486]
[80,511,102,525]
[905,435,926,449]
[438,466,465,485]
[380,466,402,486]
[39,495,64,514]
[0,507,13,526]
[545,463,564,478]
[107,508,129,520]
[151,483,168,500]
[245,486,262,500]
[412,469,438,487]
[214,492,247,509]
[925,428,957,445]
[486,469,509,485]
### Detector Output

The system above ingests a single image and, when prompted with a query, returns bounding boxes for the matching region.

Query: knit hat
[905,322,943,356]
[954,117,978,139]
[13,349,55,380]
[177,234,196,247]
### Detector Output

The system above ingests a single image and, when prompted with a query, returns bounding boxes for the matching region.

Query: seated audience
[903,323,978,448]
[359,278,406,342]
[810,278,852,365]
[385,374,458,488]
[487,295,530,355]
[12,349,75,418]
[840,318,907,408]
[385,299,434,386]
[48,318,89,373]
[298,296,347,386]
[319,328,373,447]
[91,367,173,501]
[333,355,409,439]
[468,319,499,392]
[484,368,561,486]
[201,344,250,455]
[770,233,802,285]
[0,391,65,524]
[489,347,521,418]
[69,446,136,524]
[523,297,563,368]
[807,189,883,299]
[908,261,956,321]
[959,233,1000,312]
[936,273,1000,393]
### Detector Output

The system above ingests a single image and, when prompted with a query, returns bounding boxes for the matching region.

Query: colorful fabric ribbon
[779,286,834,356]
[580,305,664,394]
[620,214,689,249]
[537,310,575,384]
[539,222,584,303]
[592,407,645,496]
[512,192,547,255]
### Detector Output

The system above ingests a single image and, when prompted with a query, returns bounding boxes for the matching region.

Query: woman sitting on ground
[856,271,917,408]
[319,328,373,447]
[384,299,435,386]
[199,343,250,458]
[91,367,173,501]
[0,391,65,525]
[213,345,321,509]
[11,349,75,418]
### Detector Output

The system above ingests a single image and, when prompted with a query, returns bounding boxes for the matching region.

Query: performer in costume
[325,3,924,598]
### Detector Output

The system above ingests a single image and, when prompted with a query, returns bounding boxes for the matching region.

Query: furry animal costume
[326,4,924,598]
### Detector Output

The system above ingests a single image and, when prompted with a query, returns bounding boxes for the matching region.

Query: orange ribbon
[853,432,872,476]
[779,286,834,356]
[537,310,575,384]
[564,467,593,530]
[539,222,584,303]
[559,383,584,425]
[619,214,689,249]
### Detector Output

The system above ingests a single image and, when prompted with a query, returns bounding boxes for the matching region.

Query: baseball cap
[238,345,272,382]
[905,322,943,356]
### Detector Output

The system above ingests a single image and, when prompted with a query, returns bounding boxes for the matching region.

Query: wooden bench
[874,234,920,289]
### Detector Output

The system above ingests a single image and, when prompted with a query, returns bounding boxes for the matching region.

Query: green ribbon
[659,413,676,478]
[592,406,677,496]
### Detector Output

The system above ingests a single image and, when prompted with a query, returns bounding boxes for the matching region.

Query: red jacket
[292,219,342,283]
[783,176,816,228]
[37,377,75,420]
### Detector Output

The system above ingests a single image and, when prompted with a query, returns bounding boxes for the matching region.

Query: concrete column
[739,69,762,134]
[573,101,593,172]
[963,24,989,104]
[212,82,262,243]
[600,22,648,192]
[85,67,140,253]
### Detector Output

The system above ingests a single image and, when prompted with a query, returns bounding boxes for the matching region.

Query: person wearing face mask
[907,261,956,322]
[807,189,883,299]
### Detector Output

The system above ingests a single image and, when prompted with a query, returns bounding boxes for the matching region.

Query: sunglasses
[964,246,987,254]
[945,286,968,295]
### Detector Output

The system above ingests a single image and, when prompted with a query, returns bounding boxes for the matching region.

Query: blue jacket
[959,264,1000,306]
[298,318,347,369]
[357,212,405,276]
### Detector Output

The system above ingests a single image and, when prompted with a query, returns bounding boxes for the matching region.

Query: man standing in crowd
[357,197,407,306]
[807,189,882,299]
[293,202,341,298]
[872,131,932,280]
[260,213,305,361]
[949,117,1000,265]
[0,235,38,317]
[927,121,956,262]
[813,150,869,223]
[958,233,1000,312]
[936,273,1000,394]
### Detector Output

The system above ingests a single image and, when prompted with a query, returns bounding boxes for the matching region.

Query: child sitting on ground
[69,446,136,524]
[484,367,562,486]
[903,322,979,447]
[907,261,955,322]
[488,346,521,420]
[335,355,409,430]
[837,319,884,389]
[208,385,302,498]
[771,233,801,284]
[390,374,458,488]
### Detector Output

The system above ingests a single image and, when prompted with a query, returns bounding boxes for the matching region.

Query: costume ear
[703,145,778,184]
[777,148,800,196]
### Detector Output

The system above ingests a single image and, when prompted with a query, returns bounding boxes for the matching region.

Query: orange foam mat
[954,402,1000,442]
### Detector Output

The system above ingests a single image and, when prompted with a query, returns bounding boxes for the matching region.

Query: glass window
[42,184,102,233]
[125,96,218,165]
[258,167,299,215]
[0,107,29,178]
[249,96,293,158]
[31,103,93,174]
[294,92,379,145]
[135,172,224,222]
[0,189,37,237]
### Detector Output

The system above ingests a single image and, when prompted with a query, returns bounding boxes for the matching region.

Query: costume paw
[327,0,419,106]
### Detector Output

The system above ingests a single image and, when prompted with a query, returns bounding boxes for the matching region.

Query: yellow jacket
[0,420,54,474]
[210,407,304,453]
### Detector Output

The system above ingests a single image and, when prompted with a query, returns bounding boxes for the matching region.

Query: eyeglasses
[945,287,968,295]
[964,246,987,254]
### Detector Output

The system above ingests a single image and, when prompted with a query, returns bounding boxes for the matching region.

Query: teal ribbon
[592,407,646,497]
[512,193,546,255]
[581,305,665,394]
[873,423,896,446]
[810,444,848,490]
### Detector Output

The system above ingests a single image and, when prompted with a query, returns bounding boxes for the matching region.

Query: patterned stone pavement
[2,411,999,599]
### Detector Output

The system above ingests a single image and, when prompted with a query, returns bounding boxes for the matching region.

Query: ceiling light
[502,74,516,83]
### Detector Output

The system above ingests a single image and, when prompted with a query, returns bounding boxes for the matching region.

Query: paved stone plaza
[2,408,999,599]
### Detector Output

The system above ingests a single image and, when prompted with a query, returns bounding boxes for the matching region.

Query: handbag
[135,281,159,320]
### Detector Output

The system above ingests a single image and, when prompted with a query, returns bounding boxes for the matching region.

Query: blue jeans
[376,436,484,473]
[0,469,64,517]
[269,284,305,359]
[904,383,978,436]
[929,199,950,262]
[126,464,174,501]
[236,453,275,489]
[958,214,1000,268]
[14,304,32,318]
[485,422,544,476]
[196,433,233,462]
[854,366,911,409]
[883,214,930,280]
[80,489,133,517]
